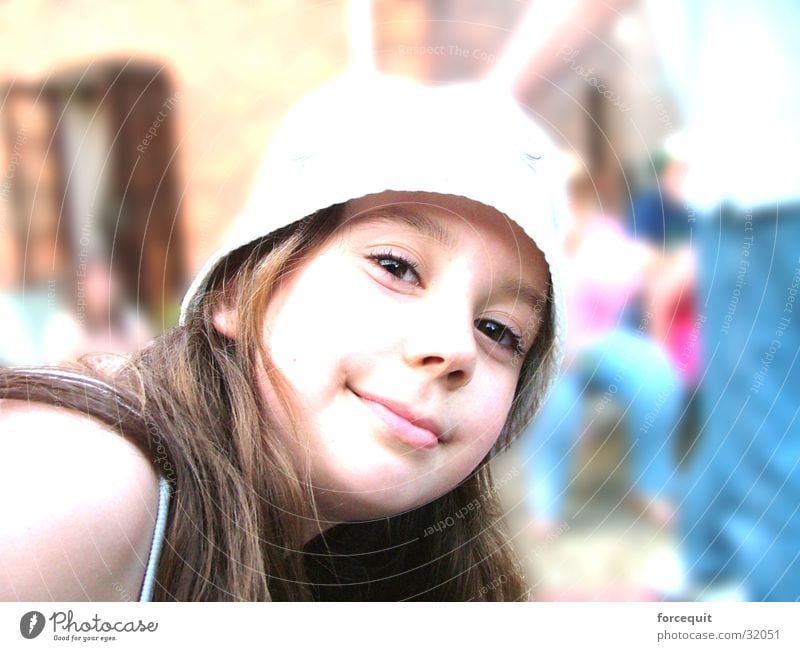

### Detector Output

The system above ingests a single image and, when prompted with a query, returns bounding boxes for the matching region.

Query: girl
[0,72,566,601]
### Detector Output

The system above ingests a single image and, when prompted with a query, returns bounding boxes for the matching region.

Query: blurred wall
[0,0,349,295]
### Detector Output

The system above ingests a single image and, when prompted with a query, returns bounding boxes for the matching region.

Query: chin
[316,460,443,522]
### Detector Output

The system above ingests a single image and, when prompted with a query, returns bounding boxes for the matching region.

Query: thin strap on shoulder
[139,475,172,602]
[3,366,143,417]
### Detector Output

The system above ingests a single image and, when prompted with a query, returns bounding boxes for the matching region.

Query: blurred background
[1,0,798,601]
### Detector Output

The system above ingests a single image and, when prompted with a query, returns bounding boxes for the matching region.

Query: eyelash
[366,249,524,353]
[367,248,421,285]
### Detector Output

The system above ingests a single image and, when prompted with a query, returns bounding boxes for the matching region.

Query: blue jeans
[521,328,683,522]
[679,203,800,601]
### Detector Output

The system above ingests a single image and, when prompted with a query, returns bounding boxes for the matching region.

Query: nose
[402,292,478,389]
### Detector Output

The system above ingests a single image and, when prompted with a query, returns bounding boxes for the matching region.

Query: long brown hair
[0,202,554,600]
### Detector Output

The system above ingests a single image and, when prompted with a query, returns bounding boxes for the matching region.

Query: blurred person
[627,133,693,251]
[627,134,700,387]
[0,258,151,367]
[0,73,568,601]
[646,0,800,601]
[71,260,154,358]
[520,170,683,540]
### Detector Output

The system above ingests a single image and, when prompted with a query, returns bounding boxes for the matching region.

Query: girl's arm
[0,400,161,601]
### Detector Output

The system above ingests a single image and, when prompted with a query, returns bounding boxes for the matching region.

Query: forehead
[344,191,499,222]
[342,191,540,257]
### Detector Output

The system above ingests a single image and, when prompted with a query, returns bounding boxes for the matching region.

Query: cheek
[449,374,517,466]
[261,257,385,399]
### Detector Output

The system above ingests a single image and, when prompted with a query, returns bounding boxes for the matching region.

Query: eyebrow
[350,207,459,251]
[498,278,550,315]
[352,206,550,312]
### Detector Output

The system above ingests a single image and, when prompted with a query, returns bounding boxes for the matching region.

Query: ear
[211,303,238,339]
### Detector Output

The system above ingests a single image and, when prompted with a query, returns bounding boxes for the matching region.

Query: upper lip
[351,388,444,439]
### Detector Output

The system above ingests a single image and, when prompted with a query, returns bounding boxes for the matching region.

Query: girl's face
[230,192,550,525]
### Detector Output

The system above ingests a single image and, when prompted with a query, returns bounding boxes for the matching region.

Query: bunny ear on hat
[179,71,569,437]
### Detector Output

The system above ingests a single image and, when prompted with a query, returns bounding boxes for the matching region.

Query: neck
[301,516,336,546]
[302,522,323,546]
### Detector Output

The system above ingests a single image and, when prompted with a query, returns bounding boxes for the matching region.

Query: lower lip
[356,395,439,450]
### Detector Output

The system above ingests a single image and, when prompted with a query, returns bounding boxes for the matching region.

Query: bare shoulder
[0,399,161,601]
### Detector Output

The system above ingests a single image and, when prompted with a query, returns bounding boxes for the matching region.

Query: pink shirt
[563,215,651,356]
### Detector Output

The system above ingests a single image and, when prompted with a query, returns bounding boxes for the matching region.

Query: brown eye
[475,319,521,350]
[368,251,421,285]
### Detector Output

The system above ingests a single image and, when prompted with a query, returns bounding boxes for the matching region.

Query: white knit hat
[180,71,568,436]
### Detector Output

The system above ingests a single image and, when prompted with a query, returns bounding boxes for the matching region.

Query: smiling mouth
[350,388,440,451]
